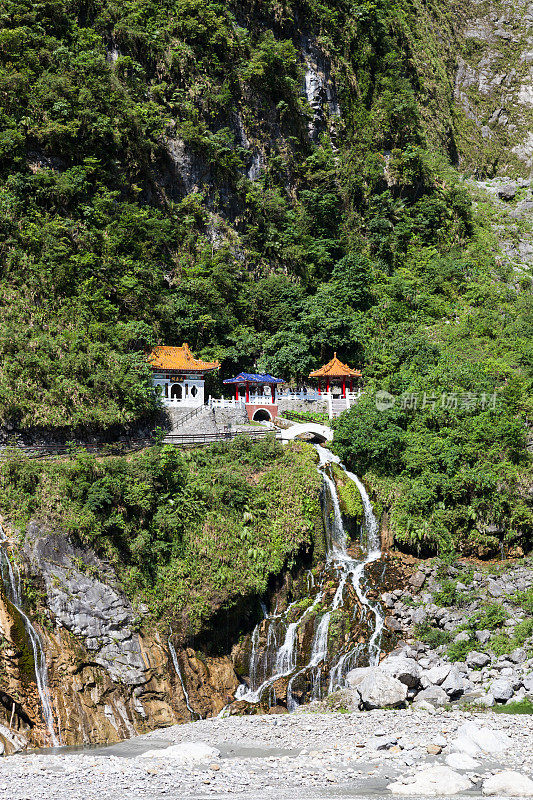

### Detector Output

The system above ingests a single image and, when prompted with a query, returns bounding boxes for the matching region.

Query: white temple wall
[152,374,205,407]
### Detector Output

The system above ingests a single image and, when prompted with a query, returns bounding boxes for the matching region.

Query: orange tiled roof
[149,344,220,372]
[309,353,362,379]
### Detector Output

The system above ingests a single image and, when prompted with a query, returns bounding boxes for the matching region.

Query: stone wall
[277,399,328,415]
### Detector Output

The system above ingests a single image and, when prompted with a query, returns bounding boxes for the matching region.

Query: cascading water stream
[168,635,200,720]
[0,525,60,745]
[235,444,384,710]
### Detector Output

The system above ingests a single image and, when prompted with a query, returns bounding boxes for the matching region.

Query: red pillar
[246,382,250,403]
[342,378,346,398]
[318,380,321,396]
[326,377,330,393]
[235,384,239,401]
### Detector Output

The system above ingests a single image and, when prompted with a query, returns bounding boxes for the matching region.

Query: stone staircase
[169,407,218,436]
[329,398,347,418]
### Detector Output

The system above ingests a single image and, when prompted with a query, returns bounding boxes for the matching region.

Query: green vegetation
[412,622,450,650]
[0,439,322,636]
[331,463,363,525]
[493,699,533,715]
[514,587,533,615]
[0,0,529,558]
[282,410,330,425]
[489,619,533,657]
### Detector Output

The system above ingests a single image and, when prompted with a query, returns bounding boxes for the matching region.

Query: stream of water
[235,445,384,710]
[0,525,60,745]
[168,635,201,721]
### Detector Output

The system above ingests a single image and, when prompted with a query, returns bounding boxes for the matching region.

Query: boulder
[451,723,513,756]
[453,631,470,643]
[424,664,451,686]
[415,685,449,706]
[411,607,427,625]
[409,571,426,589]
[466,651,491,669]
[442,668,467,698]
[445,752,481,770]
[367,735,398,751]
[483,771,533,796]
[498,183,517,201]
[357,669,408,709]
[508,648,526,664]
[491,678,514,702]
[345,666,374,688]
[388,766,472,795]
[412,700,437,713]
[380,656,421,687]
[0,723,27,754]
[140,742,220,763]
[476,630,491,645]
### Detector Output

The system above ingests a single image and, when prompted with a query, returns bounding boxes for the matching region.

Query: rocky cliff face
[454,0,533,175]
[0,523,240,749]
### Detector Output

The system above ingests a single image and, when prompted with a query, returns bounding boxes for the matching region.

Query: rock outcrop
[0,523,240,747]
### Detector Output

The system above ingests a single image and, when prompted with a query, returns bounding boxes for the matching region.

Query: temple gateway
[149,344,219,407]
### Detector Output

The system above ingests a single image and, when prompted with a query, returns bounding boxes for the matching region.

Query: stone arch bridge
[279,423,333,444]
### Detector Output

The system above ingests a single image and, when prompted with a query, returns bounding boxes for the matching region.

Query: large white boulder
[140,741,220,763]
[451,723,513,757]
[491,679,514,702]
[445,752,481,770]
[380,656,421,687]
[442,667,469,697]
[357,669,408,709]
[345,666,374,688]
[388,766,472,795]
[482,770,533,796]
[424,664,452,686]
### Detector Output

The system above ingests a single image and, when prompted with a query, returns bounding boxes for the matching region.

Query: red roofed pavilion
[309,353,362,398]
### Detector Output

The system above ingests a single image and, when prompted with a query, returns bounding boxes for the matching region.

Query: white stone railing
[277,390,321,401]
[209,397,246,409]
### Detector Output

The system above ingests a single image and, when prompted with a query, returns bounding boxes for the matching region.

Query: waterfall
[235,444,384,709]
[168,635,199,720]
[0,525,60,745]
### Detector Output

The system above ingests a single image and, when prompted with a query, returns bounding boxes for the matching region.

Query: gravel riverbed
[4,708,533,800]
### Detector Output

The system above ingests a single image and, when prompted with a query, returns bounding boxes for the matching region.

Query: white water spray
[235,443,384,708]
[0,525,60,745]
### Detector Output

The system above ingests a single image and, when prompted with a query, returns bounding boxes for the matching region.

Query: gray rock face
[24,522,146,684]
[357,669,408,709]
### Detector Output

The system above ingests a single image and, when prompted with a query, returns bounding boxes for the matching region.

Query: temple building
[149,344,219,407]
[223,372,285,421]
[309,353,362,398]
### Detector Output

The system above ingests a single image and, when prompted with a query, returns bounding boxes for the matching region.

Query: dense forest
[0,0,531,555]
